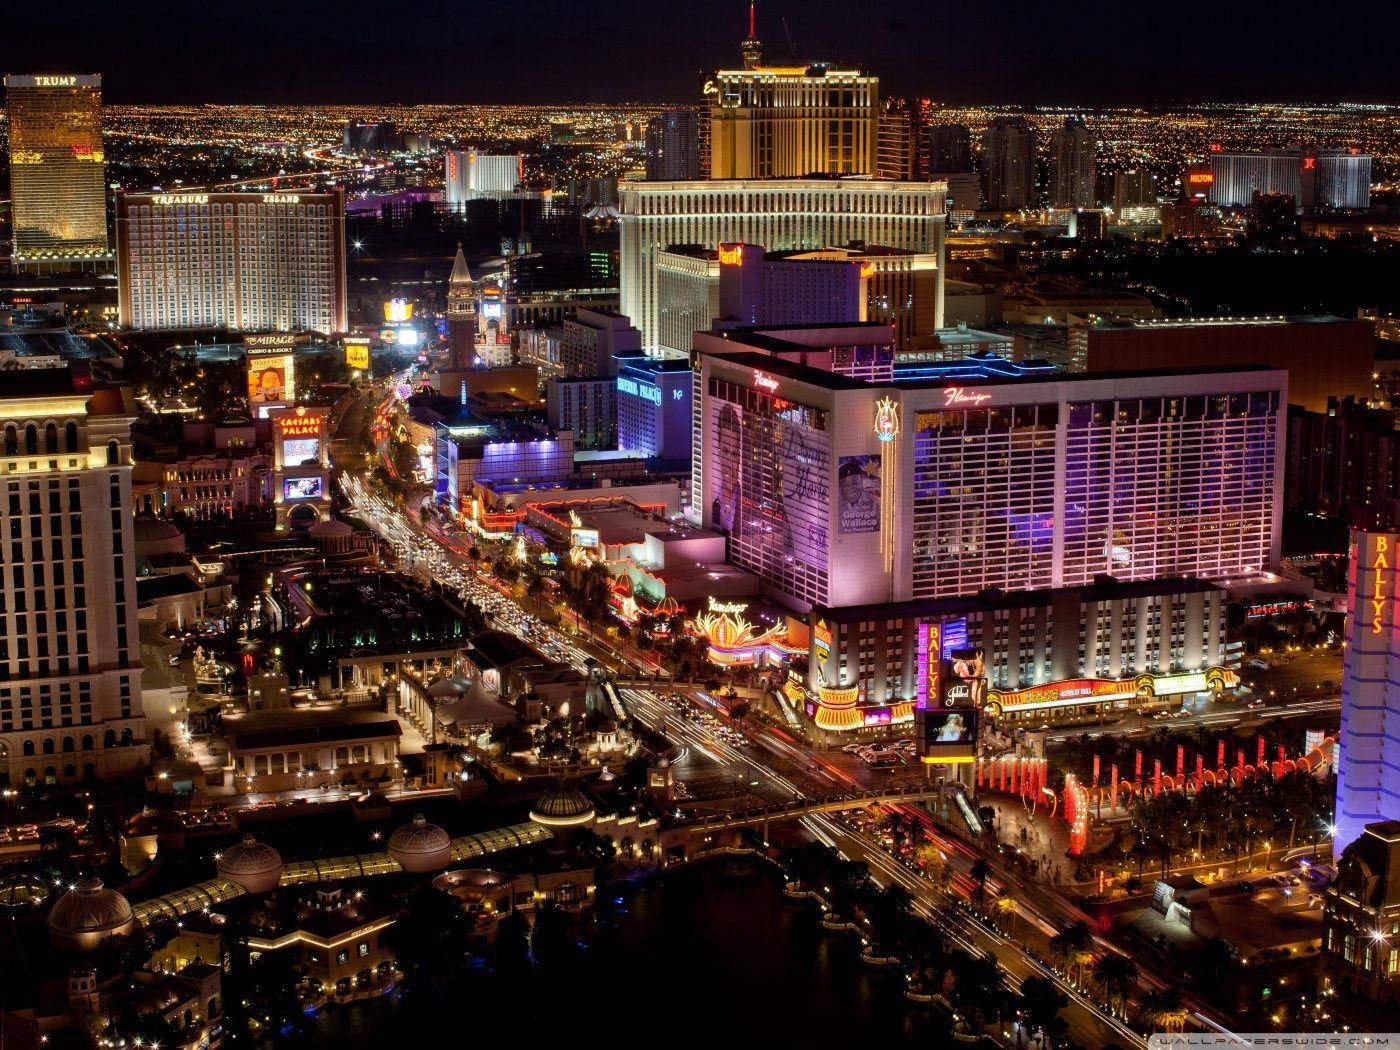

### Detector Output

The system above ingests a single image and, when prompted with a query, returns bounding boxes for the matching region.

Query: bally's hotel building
[693,335,1284,731]
[116,190,348,335]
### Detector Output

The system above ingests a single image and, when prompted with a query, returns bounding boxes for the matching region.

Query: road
[817,814,1147,1049]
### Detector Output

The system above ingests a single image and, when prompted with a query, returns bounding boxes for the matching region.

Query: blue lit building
[616,355,691,461]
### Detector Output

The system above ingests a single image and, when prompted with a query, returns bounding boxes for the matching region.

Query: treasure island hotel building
[4,74,112,269]
[116,190,347,335]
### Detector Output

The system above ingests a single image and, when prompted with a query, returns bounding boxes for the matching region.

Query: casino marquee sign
[984,667,1238,716]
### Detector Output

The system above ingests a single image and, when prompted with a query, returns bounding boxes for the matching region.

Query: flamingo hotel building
[687,329,1283,735]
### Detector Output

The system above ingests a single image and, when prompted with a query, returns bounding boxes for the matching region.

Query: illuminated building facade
[4,74,110,268]
[1323,820,1400,1002]
[707,62,878,179]
[0,369,149,787]
[876,97,930,181]
[1049,116,1096,209]
[1315,150,1372,210]
[1335,529,1400,856]
[616,355,692,460]
[1207,148,1303,208]
[693,343,1285,614]
[1070,314,1373,414]
[545,376,616,451]
[980,116,1036,211]
[810,576,1233,717]
[446,246,477,369]
[644,110,701,181]
[444,151,523,205]
[116,190,347,335]
[619,178,946,348]
[559,308,642,378]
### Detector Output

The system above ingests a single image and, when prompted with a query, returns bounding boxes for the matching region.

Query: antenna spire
[749,0,755,39]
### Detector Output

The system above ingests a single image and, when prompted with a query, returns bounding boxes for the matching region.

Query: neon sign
[859,263,875,280]
[617,376,662,405]
[277,415,323,439]
[35,76,77,87]
[943,386,990,407]
[873,396,899,442]
[1372,535,1390,635]
[262,194,301,204]
[753,372,779,393]
[153,194,209,206]
[718,244,743,266]
[707,596,748,615]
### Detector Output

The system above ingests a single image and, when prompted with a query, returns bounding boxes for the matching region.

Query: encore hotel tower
[4,74,111,268]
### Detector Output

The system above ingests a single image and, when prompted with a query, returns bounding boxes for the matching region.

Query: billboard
[837,455,880,534]
[922,709,976,744]
[283,477,323,501]
[345,340,371,370]
[708,394,830,578]
[916,706,979,761]
[283,437,320,466]
[383,298,414,323]
[247,359,290,404]
[938,647,987,709]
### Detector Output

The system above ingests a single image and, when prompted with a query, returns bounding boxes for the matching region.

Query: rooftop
[703,346,1283,392]
[815,575,1224,625]
[223,709,402,752]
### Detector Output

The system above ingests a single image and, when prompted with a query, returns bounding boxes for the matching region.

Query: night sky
[8,0,1400,106]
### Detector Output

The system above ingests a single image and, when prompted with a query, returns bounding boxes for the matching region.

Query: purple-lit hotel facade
[691,347,1286,731]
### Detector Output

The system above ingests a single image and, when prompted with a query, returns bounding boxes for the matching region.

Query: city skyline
[8,0,1400,107]
[4,4,1400,1042]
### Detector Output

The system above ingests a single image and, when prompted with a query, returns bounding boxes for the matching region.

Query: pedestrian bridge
[681,784,947,832]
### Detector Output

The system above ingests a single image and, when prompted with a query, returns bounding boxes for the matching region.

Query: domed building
[133,514,186,559]
[387,813,451,873]
[216,834,284,893]
[308,517,355,556]
[47,877,135,951]
[529,783,595,841]
[0,871,50,910]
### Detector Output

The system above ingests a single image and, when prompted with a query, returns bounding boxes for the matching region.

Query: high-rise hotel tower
[4,74,111,268]
[1337,528,1400,856]
[116,190,347,335]
[619,178,945,349]
[706,8,878,179]
[0,368,148,787]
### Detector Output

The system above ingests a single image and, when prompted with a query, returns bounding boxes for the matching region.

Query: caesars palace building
[619,178,946,350]
[691,332,1284,732]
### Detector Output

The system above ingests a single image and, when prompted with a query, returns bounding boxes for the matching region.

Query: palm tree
[1018,974,1068,1048]
[970,857,991,909]
[1138,988,1189,1033]
[1049,920,1095,987]
[1091,952,1138,1018]
[990,892,1018,936]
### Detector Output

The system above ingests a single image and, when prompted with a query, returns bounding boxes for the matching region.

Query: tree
[950,952,1008,1032]
[989,892,1017,936]
[1049,920,1095,987]
[969,857,991,909]
[1191,936,1237,992]
[1091,951,1138,1018]
[1018,974,1069,1047]
[1138,988,1189,1033]
[530,904,576,973]
[391,885,471,989]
